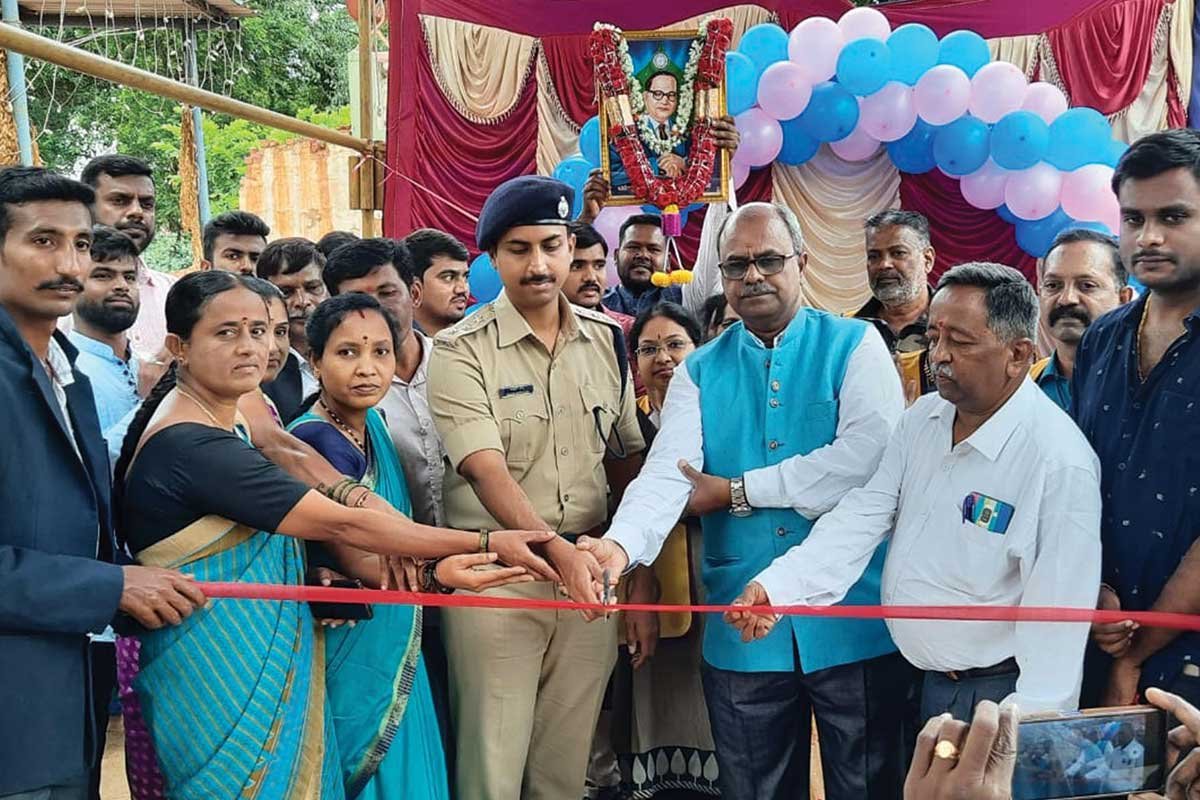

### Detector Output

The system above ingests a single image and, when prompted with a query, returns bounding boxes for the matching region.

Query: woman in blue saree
[114,272,552,799]
[289,293,531,799]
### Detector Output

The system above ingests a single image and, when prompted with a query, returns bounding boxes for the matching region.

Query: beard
[870,271,922,306]
[76,296,138,334]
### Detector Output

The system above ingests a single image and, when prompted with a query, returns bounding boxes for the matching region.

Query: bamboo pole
[356,1,376,237]
[0,21,370,153]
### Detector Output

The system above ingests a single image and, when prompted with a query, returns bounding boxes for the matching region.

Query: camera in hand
[1012,706,1166,800]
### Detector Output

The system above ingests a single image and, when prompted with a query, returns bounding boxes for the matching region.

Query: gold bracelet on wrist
[478,530,490,554]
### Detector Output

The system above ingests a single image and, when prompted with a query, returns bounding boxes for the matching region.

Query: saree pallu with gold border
[134,517,344,800]
[288,407,449,800]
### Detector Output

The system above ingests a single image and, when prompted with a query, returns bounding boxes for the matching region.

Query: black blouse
[121,423,311,554]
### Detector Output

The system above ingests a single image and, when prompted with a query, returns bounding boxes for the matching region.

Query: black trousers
[86,641,117,800]
[701,652,919,800]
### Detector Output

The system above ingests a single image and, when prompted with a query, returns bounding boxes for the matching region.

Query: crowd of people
[1,122,1200,800]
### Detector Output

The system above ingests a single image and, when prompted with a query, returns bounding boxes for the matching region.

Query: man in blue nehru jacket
[579,202,910,800]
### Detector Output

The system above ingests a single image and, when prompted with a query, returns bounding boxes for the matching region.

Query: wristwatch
[729,476,753,517]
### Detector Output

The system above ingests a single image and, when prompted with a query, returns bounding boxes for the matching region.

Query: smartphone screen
[1012,707,1167,800]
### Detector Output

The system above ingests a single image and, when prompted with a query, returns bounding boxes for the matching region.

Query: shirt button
[1117,462,1127,471]
[771,381,781,392]
[563,494,571,502]
[768,440,779,450]
[516,410,526,421]
[769,398,780,408]
[560,447,569,456]
[1133,402,1143,410]
[776,527,787,537]
[556,405,566,414]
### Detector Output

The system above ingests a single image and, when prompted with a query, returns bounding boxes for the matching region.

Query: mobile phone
[307,577,374,621]
[1012,706,1167,800]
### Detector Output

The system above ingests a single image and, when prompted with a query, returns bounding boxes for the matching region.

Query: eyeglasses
[635,340,692,359]
[718,253,796,281]
[647,90,679,103]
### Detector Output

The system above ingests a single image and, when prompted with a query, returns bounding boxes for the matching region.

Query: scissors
[601,569,613,618]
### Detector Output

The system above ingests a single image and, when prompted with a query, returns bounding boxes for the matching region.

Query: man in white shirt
[578,203,911,800]
[724,262,1103,721]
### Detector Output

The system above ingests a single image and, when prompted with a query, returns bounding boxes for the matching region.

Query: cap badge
[558,195,570,219]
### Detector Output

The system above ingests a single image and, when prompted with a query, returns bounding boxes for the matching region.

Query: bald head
[716,202,807,343]
[717,202,806,260]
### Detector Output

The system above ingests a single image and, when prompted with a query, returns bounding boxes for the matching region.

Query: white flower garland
[595,21,707,158]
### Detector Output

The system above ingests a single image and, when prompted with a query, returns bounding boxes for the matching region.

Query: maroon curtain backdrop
[899,170,1038,285]
[541,35,597,126]
[1047,0,1165,114]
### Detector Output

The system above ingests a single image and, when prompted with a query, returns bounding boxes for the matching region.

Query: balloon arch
[553,6,1124,272]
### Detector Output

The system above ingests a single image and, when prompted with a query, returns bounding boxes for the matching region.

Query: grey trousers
[920,668,1019,722]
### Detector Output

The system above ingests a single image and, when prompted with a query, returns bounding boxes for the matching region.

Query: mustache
[1048,304,1091,327]
[578,281,602,293]
[521,274,554,285]
[1133,250,1176,264]
[36,278,83,292]
[740,282,777,298]
[932,362,955,380]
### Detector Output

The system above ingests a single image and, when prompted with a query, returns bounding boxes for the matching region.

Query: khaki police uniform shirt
[428,291,645,534]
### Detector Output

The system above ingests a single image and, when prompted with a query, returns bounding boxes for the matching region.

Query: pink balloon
[1020,81,1069,125]
[858,82,917,143]
[829,126,880,161]
[734,107,784,167]
[757,61,813,121]
[959,159,1010,210]
[1004,163,1064,221]
[788,17,844,84]
[968,61,1028,124]
[592,206,642,255]
[732,160,751,189]
[1061,164,1117,223]
[914,65,971,126]
[838,6,891,42]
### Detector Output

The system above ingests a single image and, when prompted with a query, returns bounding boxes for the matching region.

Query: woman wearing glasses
[607,301,720,798]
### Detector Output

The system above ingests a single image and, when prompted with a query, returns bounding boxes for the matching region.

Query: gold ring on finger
[934,740,960,760]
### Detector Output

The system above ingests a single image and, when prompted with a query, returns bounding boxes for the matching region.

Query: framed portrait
[598,28,730,207]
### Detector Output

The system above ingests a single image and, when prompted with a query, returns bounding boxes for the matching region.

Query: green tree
[26,0,358,264]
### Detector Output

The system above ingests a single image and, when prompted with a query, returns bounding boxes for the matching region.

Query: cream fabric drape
[420,15,537,122]
[1110,0,1175,142]
[536,49,587,174]
[987,34,1042,78]
[1169,0,1194,122]
[772,146,900,313]
[661,4,775,45]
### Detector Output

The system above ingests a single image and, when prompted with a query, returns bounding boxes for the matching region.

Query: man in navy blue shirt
[1071,129,1200,708]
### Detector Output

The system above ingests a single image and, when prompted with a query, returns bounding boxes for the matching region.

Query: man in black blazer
[0,167,205,799]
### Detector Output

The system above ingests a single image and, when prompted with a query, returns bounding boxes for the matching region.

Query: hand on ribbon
[723,581,778,642]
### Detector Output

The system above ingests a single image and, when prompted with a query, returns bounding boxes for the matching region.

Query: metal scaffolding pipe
[0,21,370,153]
[1,0,33,165]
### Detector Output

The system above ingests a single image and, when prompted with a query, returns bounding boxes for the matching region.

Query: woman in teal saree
[114,273,547,799]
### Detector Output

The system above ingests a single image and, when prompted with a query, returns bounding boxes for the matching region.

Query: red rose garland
[590,19,733,212]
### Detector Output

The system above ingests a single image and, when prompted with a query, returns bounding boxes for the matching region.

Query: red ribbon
[195,582,1200,632]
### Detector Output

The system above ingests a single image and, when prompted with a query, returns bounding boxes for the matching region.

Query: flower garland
[590,18,732,211]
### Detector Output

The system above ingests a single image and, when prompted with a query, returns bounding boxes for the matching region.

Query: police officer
[427,175,646,800]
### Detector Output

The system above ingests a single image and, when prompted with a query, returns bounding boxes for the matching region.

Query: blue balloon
[886,119,938,173]
[552,155,592,217]
[778,116,820,165]
[1102,138,1129,168]
[836,38,891,96]
[933,116,991,176]
[995,204,1019,224]
[1014,208,1072,257]
[579,116,601,166]
[937,30,990,77]
[1045,108,1111,171]
[989,111,1050,170]
[797,81,860,142]
[725,51,759,116]
[887,24,939,85]
[468,252,502,304]
[686,202,704,213]
[738,23,789,75]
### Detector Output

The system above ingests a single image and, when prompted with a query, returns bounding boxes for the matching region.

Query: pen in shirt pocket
[962,493,976,524]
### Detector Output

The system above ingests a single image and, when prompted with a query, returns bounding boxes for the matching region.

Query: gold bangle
[478,530,490,554]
